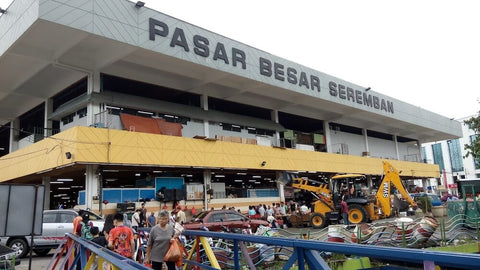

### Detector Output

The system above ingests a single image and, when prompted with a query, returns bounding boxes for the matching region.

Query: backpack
[81,222,93,240]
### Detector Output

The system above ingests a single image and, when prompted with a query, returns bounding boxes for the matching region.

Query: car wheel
[8,238,29,258]
[34,248,51,256]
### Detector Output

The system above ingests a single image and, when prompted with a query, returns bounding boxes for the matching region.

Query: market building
[0,0,462,215]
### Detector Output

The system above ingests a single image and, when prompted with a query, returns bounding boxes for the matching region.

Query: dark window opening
[0,123,10,156]
[19,103,45,140]
[247,127,275,136]
[221,123,242,132]
[367,130,393,141]
[52,78,88,112]
[208,97,271,120]
[329,123,362,135]
[160,114,190,125]
[102,74,201,107]
[396,136,416,143]
[279,112,324,133]
[61,113,75,125]
[77,107,87,118]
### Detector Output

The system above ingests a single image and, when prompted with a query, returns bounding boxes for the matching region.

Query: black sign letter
[232,48,246,69]
[193,35,209,57]
[149,18,168,41]
[259,57,272,77]
[170,27,190,52]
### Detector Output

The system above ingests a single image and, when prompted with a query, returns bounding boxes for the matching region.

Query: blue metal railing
[182,230,480,270]
[49,229,480,270]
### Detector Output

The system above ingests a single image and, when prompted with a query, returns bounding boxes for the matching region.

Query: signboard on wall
[186,183,204,200]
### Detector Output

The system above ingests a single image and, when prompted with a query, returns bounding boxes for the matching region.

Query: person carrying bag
[145,210,181,270]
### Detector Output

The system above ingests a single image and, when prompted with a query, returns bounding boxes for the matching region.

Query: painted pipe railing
[46,234,150,270]
[182,229,480,270]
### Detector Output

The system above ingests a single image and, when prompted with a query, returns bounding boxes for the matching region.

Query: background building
[0,0,462,214]
[422,114,480,195]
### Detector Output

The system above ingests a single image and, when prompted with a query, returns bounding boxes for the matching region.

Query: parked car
[0,244,20,269]
[0,209,104,258]
[183,210,269,233]
[410,193,444,207]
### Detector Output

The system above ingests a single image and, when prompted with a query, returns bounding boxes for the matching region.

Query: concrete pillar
[44,98,53,138]
[362,128,369,154]
[203,169,211,211]
[201,95,209,137]
[85,164,100,210]
[271,110,280,146]
[276,171,285,202]
[417,140,423,162]
[323,121,332,153]
[393,135,400,160]
[87,71,102,126]
[42,177,51,210]
[9,119,19,152]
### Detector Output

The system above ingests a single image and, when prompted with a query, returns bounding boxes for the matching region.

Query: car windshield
[193,211,209,220]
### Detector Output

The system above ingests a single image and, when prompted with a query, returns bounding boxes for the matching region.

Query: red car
[183,210,268,233]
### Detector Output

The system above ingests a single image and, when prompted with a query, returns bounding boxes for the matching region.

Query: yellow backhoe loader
[284,161,416,229]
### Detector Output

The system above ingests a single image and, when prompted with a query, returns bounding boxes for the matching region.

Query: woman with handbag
[145,210,177,270]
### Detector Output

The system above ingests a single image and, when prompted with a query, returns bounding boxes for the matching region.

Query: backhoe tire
[310,213,326,229]
[348,204,368,224]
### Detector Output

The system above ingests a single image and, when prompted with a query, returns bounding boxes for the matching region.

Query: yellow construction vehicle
[284,161,416,229]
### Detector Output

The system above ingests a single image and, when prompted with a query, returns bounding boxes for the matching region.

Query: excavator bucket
[277,171,298,185]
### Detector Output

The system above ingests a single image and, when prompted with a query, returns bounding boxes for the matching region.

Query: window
[422,146,427,163]
[227,213,245,221]
[59,213,75,223]
[431,143,445,172]
[209,213,226,222]
[77,107,87,118]
[43,213,57,223]
[61,113,75,125]
[161,114,190,125]
[221,123,242,132]
[447,139,463,172]
[247,127,275,136]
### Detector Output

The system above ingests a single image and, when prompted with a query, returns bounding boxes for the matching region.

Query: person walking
[145,210,176,270]
[132,209,141,231]
[147,212,157,227]
[108,213,135,260]
[175,206,186,225]
[340,197,349,226]
[140,202,147,227]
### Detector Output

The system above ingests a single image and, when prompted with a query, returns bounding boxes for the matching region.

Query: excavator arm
[291,178,334,207]
[376,161,417,217]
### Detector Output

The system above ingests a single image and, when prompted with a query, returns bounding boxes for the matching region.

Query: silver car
[0,209,104,258]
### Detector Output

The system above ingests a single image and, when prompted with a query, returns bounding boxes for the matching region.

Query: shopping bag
[164,239,182,262]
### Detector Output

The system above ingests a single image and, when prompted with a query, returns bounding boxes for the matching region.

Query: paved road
[15,253,51,270]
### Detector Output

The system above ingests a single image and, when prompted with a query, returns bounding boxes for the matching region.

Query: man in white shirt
[176,206,186,225]
[131,209,141,231]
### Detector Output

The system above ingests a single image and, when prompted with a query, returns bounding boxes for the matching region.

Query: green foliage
[464,112,480,162]
[416,195,432,213]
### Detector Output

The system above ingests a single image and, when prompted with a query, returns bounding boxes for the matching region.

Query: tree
[464,112,480,164]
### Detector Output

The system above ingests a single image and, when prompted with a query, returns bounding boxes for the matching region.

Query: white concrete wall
[182,119,205,138]
[398,142,420,162]
[328,130,364,155]
[368,137,396,159]
[60,115,88,131]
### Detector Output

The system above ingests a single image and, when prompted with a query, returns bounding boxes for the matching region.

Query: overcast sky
[1,0,479,120]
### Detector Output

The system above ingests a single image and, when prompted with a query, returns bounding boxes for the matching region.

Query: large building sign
[149,18,394,114]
